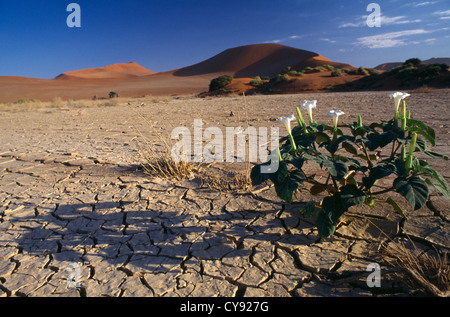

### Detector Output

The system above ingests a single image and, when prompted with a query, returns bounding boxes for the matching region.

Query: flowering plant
[251,94,449,238]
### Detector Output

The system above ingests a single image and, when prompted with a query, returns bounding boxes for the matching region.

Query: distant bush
[418,63,448,80]
[358,66,370,76]
[109,91,120,98]
[250,77,263,87]
[366,68,382,76]
[404,58,422,67]
[323,64,335,71]
[260,76,270,80]
[348,67,370,76]
[331,69,343,77]
[15,98,40,104]
[341,68,351,73]
[209,75,233,92]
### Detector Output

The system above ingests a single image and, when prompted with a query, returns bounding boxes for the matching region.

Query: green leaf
[407,119,436,146]
[250,162,272,186]
[322,194,345,223]
[315,132,331,144]
[269,161,287,185]
[342,142,358,155]
[386,197,408,220]
[425,169,450,199]
[274,169,306,204]
[393,176,429,210]
[339,184,366,210]
[362,164,396,189]
[289,157,305,169]
[423,150,448,160]
[316,208,336,239]
[299,201,316,218]
[323,159,348,181]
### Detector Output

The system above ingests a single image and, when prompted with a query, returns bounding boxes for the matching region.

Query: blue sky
[0,0,449,78]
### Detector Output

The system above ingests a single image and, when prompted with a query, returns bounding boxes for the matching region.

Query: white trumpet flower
[388,92,410,117]
[277,114,297,150]
[300,100,317,124]
[277,114,296,134]
[327,110,345,130]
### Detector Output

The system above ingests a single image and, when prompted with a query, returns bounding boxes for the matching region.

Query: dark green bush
[331,69,343,77]
[109,91,119,98]
[366,68,382,76]
[209,75,233,92]
[404,58,422,67]
[358,66,370,76]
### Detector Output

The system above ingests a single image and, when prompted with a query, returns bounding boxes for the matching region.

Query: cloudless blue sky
[1,0,449,78]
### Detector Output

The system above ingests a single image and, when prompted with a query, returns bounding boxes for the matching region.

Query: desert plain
[0,89,449,297]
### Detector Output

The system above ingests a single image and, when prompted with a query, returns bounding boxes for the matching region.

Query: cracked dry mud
[0,91,449,297]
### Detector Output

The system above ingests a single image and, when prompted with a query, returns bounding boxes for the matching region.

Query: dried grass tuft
[383,240,449,297]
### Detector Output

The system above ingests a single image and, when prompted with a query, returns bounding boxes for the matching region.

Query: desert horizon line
[2,42,449,80]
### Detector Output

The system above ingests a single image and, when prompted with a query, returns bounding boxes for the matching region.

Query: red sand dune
[0,44,356,103]
[55,62,156,79]
[173,43,349,78]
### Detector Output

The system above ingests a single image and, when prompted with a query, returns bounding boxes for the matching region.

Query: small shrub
[250,79,263,87]
[109,91,120,98]
[358,66,370,76]
[209,75,233,92]
[404,58,422,67]
[282,73,291,82]
[331,69,343,77]
[367,68,382,76]
[324,64,335,71]
[14,98,40,104]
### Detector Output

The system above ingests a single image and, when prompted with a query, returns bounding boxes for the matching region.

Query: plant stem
[390,140,396,157]
[371,187,395,195]
[288,133,297,151]
[361,142,374,168]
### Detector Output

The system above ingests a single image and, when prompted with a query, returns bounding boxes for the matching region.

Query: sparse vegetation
[14,98,41,104]
[251,95,449,239]
[383,240,449,296]
[331,69,343,77]
[109,91,120,98]
[209,75,233,92]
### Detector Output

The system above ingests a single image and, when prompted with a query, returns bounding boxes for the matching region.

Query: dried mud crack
[0,92,449,297]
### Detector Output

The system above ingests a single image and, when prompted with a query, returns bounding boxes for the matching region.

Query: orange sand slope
[0,44,355,103]
[173,43,352,77]
[55,62,156,79]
